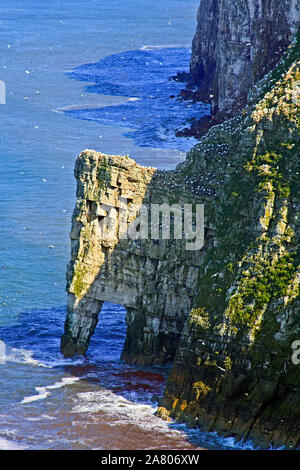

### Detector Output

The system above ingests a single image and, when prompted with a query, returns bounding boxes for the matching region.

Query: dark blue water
[0,0,257,450]
[65,47,210,150]
[0,304,126,369]
[0,302,257,450]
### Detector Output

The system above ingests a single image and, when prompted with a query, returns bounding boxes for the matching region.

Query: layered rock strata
[189,0,300,120]
[61,31,300,448]
[61,153,212,364]
[157,35,300,449]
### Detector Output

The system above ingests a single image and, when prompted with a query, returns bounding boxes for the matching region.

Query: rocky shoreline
[61,3,300,449]
[156,35,300,448]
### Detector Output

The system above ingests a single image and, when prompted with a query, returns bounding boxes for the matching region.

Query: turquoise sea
[0,0,254,450]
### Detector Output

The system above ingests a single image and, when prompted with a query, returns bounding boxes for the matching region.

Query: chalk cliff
[61,34,300,447]
[157,35,300,449]
[189,0,300,120]
[60,153,211,364]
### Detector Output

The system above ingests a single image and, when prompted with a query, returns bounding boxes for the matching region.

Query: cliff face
[61,152,211,364]
[157,34,300,448]
[190,0,300,119]
[61,33,300,448]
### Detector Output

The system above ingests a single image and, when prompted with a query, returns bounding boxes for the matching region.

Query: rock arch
[60,150,211,364]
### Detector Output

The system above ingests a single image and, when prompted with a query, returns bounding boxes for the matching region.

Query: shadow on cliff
[60,150,209,367]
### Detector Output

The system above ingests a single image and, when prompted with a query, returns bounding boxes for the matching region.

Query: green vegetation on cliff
[158,31,300,449]
[62,30,300,450]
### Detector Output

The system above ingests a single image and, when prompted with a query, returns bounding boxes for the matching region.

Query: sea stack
[61,2,300,449]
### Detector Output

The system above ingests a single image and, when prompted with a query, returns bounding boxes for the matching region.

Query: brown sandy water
[0,363,202,450]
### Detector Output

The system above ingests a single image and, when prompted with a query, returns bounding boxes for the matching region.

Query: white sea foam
[71,390,263,450]
[41,414,57,420]
[6,347,51,368]
[21,377,81,404]
[140,45,179,50]
[6,345,84,370]
[0,437,24,450]
[45,376,80,389]
[71,390,183,436]
[21,387,50,404]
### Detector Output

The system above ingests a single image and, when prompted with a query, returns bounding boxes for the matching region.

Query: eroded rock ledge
[61,152,213,364]
[186,0,300,121]
[61,35,300,448]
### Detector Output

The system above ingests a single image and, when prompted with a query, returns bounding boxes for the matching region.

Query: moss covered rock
[158,31,300,450]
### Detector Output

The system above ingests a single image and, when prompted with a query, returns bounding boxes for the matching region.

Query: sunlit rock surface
[61,26,300,450]
[61,152,210,363]
[189,0,300,119]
